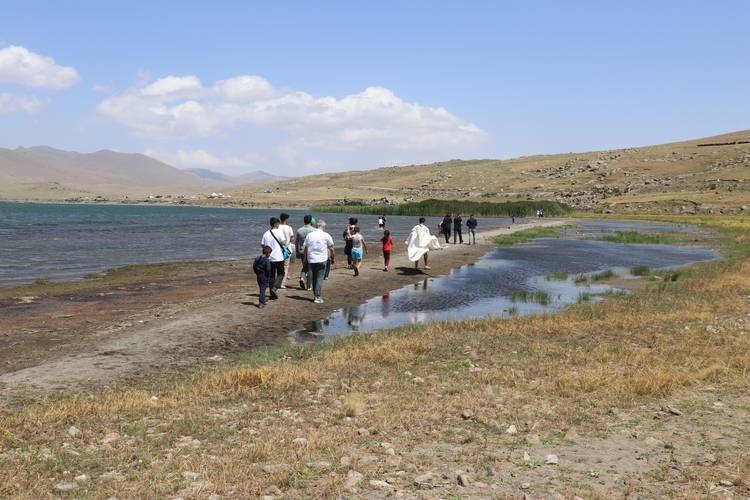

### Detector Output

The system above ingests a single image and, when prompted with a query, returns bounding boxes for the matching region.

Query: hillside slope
[228,130,750,214]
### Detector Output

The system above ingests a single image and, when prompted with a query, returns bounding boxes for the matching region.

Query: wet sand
[0,220,568,396]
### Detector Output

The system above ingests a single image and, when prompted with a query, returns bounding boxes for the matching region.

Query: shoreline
[0,220,567,397]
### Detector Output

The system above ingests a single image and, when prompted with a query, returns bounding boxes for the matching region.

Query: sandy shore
[0,219,567,397]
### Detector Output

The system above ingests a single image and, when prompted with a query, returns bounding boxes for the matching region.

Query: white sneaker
[314,297,324,304]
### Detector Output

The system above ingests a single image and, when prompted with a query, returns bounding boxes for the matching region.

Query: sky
[0,1,748,176]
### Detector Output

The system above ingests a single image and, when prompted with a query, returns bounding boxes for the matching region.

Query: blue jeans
[309,262,327,298]
[257,276,269,303]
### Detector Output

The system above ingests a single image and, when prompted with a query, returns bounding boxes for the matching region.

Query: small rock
[661,405,682,416]
[385,448,396,456]
[369,479,392,489]
[469,366,483,373]
[344,470,364,490]
[506,424,517,435]
[67,426,81,437]
[262,464,290,474]
[526,434,541,445]
[54,482,79,491]
[150,395,159,401]
[100,471,125,482]
[292,437,308,446]
[101,432,120,444]
[208,495,221,500]
[457,473,471,486]
[264,485,283,495]
[719,479,734,487]
[461,410,474,420]
[521,482,531,490]
[306,460,331,469]
[644,436,663,447]
[182,471,201,481]
[412,376,425,384]
[340,456,353,466]
[74,474,89,482]
[357,428,370,436]
[523,451,532,463]
[414,472,435,488]
[545,454,559,465]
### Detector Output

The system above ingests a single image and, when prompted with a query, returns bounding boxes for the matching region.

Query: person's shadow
[395,266,430,276]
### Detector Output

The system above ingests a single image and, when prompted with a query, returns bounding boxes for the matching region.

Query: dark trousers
[468,229,476,244]
[383,250,391,268]
[442,227,451,243]
[309,261,327,298]
[256,276,269,304]
[269,260,284,291]
[344,240,353,266]
[325,259,331,279]
[453,227,463,244]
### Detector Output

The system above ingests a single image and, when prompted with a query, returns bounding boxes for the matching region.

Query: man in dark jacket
[453,213,463,244]
[466,214,478,244]
[440,214,452,244]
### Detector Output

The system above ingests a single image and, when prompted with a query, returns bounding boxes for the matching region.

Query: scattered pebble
[357,428,370,436]
[661,405,682,416]
[369,479,392,489]
[412,376,425,384]
[67,426,81,437]
[506,424,517,435]
[457,473,470,486]
[54,482,79,492]
[545,454,559,465]
[292,437,308,446]
[74,474,89,482]
[306,460,331,469]
[521,482,531,490]
[182,471,201,481]
[414,472,435,488]
[461,410,473,420]
[719,479,734,487]
[264,485,282,496]
[262,464,290,474]
[344,470,364,490]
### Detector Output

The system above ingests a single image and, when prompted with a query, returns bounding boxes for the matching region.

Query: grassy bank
[312,199,571,217]
[1,216,749,497]
[493,226,565,246]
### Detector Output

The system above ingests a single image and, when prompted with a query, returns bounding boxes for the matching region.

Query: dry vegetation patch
[1,218,749,497]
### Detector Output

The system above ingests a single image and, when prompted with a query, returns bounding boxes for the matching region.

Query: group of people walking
[439,213,478,245]
[253,212,478,307]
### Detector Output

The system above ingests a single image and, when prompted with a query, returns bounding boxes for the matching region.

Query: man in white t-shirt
[278,213,295,289]
[303,219,335,304]
[260,217,288,300]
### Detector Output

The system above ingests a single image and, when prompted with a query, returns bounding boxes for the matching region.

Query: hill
[183,167,289,186]
[0,146,208,200]
[227,130,750,214]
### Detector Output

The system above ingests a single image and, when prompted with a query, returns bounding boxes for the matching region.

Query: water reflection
[293,221,718,343]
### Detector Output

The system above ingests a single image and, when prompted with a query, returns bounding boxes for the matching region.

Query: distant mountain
[0,146,207,190]
[183,167,289,186]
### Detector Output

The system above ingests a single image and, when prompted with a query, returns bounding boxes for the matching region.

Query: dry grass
[1,216,749,497]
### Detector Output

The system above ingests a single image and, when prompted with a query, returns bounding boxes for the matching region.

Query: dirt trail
[0,220,567,395]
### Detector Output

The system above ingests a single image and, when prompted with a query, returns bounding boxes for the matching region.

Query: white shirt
[261,228,287,262]
[279,224,294,244]
[304,229,334,264]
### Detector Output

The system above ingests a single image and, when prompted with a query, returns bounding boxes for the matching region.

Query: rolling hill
[226,130,750,214]
[0,147,286,201]
[183,167,289,186]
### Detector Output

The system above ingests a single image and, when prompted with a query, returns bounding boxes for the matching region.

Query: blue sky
[0,1,748,176]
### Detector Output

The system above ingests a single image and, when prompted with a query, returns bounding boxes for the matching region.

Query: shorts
[351,247,364,261]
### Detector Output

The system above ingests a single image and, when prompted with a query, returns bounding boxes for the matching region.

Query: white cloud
[0,92,45,114]
[98,75,485,150]
[215,75,273,101]
[141,75,202,97]
[146,148,262,170]
[0,45,80,89]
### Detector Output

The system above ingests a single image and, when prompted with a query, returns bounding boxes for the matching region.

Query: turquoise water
[0,202,507,287]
